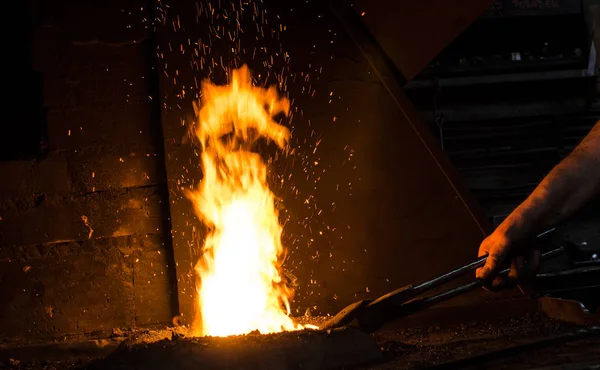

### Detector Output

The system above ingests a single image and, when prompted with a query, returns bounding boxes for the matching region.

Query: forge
[2,0,600,369]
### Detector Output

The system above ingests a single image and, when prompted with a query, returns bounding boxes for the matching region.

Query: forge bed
[1,310,599,370]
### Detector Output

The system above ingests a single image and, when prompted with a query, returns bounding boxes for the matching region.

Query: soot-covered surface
[0,324,381,370]
[1,314,598,369]
[369,313,598,369]
[83,326,382,370]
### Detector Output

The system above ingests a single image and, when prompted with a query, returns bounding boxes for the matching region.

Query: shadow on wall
[3,0,45,161]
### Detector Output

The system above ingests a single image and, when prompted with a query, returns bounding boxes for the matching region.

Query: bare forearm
[498,121,600,243]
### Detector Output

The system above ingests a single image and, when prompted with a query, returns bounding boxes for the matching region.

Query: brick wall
[0,0,176,341]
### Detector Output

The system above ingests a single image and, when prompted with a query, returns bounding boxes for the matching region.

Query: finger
[476,240,491,279]
[488,275,509,291]
[481,276,502,292]
[515,256,527,281]
[528,249,542,276]
[505,257,523,290]
[519,249,542,295]
[476,250,507,281]
[477,245,489,258]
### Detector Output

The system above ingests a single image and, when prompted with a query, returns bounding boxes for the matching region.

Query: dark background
[404,1,600,241]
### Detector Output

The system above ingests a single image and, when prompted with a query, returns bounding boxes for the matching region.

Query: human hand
[476,230,541,292]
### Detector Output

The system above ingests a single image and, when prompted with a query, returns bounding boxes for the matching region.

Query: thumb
[476,252,502,280]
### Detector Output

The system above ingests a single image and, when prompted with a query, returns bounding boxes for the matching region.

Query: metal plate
[348,0,495,80]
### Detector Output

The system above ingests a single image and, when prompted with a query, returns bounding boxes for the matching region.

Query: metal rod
[410,255,487,292]
[537,266,600,277]
[371,229,559,308]
[416,227,558,294]
[367,254,488,308]
[403,246,566,313]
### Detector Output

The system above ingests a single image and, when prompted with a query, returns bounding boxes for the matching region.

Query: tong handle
[358,246,565,333]
[368,254,487,308]
[368,228,558,310]
[397,246,566,314]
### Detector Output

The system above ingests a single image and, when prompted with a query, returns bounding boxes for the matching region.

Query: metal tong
[320,230,563,333]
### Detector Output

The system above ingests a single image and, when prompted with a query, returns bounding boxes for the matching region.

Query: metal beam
[405,69,595,89]
[348,0,496,81]
[419,98,590,122]
[483,0,583,18]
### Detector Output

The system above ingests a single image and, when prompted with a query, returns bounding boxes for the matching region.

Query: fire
[188,65,302,337]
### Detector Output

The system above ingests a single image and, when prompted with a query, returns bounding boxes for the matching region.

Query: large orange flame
[189,65,302,337]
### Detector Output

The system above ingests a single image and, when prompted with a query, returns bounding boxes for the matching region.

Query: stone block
[47,103,158,152]
[0,161,33,200]
[0,235,131,262]
[68,151,163,194]
[133,236,174,326]
[0,204,84,250]
[0,187,166,248]
[0,241,132,340]
[41,42,154,108]
[0,235,174,340]
[72,187,166,240]
[34,155,72,195]
[0,155,71,206]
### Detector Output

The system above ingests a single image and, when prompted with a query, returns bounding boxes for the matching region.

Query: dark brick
[0,244,43,262]
[0,204,84,250]
[40,0,152,43]
[0,235,148,262]
[0,161,33,199]
[0,235,173,339]
[0,155,71,206]
[133,235,174,325]
[0,187,166,248]
[73,188,166,240]
[0,242,132,339]
[47,103,158,151]
[34,155,72,194]
[40,42,153,108]
[68,152,163,194]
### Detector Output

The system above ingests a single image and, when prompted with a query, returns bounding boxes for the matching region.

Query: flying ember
[188,65,303,337]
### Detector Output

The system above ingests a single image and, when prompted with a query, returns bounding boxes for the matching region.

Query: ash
[1,314,599,370]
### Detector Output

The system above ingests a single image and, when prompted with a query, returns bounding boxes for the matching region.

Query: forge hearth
[2,311,599,370]
[85,327,382,370]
